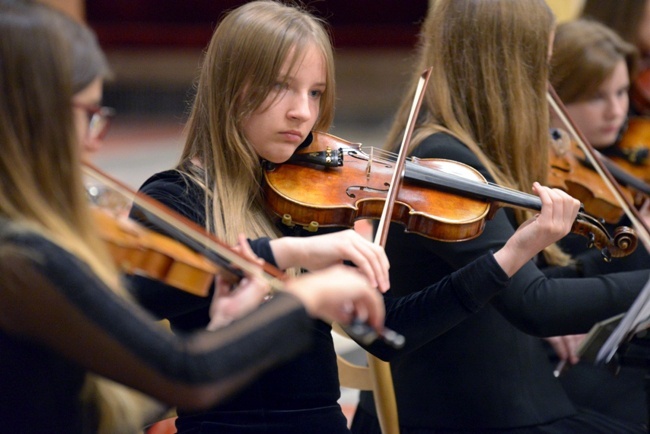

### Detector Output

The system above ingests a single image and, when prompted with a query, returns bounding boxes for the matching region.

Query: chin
[266,152,295,164]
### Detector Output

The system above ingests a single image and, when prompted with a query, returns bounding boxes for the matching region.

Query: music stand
[578,276,650,427]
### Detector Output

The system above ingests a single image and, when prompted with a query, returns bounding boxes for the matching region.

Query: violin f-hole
[346,185,389,199]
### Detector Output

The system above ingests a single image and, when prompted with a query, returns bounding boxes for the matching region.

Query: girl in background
[352,1,650,432]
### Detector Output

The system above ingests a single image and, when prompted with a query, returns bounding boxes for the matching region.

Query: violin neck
[404,163,542,211]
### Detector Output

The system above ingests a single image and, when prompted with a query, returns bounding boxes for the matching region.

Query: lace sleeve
[0,235,312,410]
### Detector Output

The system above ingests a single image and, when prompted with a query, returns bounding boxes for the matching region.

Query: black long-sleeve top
[358,132,650,430]
[129,168,520,432]
[0,220,314,433]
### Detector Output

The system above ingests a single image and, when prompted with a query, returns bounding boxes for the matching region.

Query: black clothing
[353,132,649,433]
[0,220,313,433]
[130,168,518,433]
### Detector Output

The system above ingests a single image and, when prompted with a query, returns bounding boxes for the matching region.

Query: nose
[605,93,628,119]
[287,91,312,122]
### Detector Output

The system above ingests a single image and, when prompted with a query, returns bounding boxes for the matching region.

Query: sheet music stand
[577,276,650,428]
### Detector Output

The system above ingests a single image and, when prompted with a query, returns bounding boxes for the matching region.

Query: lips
[280,131,304,143]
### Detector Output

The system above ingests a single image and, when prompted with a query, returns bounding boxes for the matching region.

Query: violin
[263,131,637,260]
[614,117,650,183]
[83,162,405,349]
[92,207,222,297]
[548,86,650,255]
[548,128,637,224]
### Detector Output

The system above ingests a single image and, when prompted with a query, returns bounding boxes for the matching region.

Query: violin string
[357,145,543,205]
[351,144,616,246]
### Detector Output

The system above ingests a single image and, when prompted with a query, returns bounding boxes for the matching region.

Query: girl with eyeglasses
[0,2,387,432]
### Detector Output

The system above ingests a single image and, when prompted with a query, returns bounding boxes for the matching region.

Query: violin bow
[547,85,650,253]
[85,158,405,346]
[359,67,432,434]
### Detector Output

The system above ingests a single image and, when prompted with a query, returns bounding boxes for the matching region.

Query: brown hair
[385,0,570,264]
[0,4,153,432]
[581,0,647,47]
[551,19,639,104]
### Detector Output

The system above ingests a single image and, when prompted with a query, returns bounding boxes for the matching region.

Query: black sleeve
[0,232,312,410]
[410,133,649,337]
[366,251,510,360]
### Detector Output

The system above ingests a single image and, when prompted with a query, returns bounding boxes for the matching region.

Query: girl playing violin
[130,1,584,433]
[0,3,387,433]
[352,1,650,433]
[549,19,649,274]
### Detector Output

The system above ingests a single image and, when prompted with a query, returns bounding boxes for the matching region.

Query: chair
[333,323,400,434]
[142,411,177,434]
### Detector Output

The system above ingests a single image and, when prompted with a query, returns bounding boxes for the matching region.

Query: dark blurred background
[84,1,429,124]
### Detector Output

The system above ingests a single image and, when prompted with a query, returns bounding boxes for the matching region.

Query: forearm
[268,236,305,270]
[493,240,534,277]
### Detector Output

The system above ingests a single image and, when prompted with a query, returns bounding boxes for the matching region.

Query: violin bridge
[366,147,373,180]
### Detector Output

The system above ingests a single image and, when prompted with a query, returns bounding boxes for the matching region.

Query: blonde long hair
[0,6,119,289]
[385,0,570,265]
[0,6,154,433]
[179,0,336,245]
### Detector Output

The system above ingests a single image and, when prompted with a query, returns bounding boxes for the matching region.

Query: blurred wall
[37,0,84,21]
[84,1,427,125]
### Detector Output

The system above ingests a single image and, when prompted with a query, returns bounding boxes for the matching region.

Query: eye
[309,89,323,99]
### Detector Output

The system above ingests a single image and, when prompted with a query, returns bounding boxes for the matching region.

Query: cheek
[565,104,594,131]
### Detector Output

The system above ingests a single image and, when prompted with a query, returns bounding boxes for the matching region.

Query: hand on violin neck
[270,230,390,293]
[494,183,580,277]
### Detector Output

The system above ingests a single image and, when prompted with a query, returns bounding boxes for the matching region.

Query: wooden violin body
[92,207,219,297]
[264,132,490,242]
[548,129,635,224]
[264,131,637,259]
[615,117,650,184]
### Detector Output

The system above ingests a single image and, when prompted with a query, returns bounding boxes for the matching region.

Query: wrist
[493,242,528,277]
[269,237,304,270]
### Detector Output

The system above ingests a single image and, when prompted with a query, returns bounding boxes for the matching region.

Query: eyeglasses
[72,102,116,140]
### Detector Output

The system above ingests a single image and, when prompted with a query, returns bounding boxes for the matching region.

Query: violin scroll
[571,213,638,261]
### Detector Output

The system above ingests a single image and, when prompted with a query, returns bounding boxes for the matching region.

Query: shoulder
[132,169,207,226]
[0,224,91,283]
[412,131,491,182]
[139,170,199,198]
[413,132,482,167]
[0,222,53,257]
